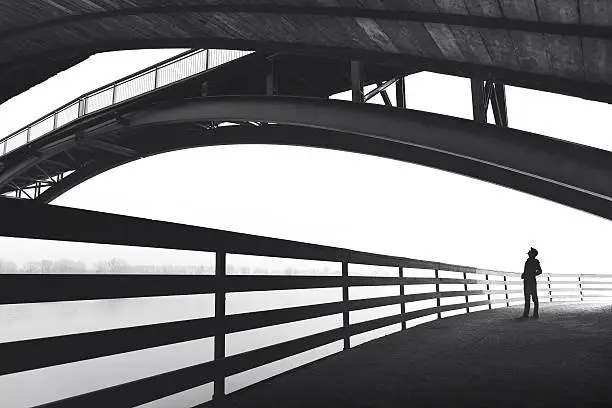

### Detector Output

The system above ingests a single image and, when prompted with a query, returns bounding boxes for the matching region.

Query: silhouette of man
[522,247,542,318]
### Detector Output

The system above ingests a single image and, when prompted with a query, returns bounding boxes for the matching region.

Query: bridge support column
[399,267,406,330]
[342,261,350,350]
[266,56,279,96]
[350,60,363,103]
[213,251,226,401]
[396,77,406,109]
[471,79,487,123]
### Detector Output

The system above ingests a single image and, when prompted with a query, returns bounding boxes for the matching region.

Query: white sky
[1,49,612,275]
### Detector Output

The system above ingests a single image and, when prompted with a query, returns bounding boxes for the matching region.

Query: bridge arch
[7,96,611,221]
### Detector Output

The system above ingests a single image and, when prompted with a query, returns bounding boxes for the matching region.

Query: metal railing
[1,201,611,407]
[0,49,252,157]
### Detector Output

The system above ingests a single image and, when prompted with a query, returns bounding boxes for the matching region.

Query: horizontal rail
[1,274,527,305]
[0,198,517,274]
[0,274,216,304]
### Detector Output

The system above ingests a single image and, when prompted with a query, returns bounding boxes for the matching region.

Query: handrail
[0,201,610,406]
[0,48,252,156]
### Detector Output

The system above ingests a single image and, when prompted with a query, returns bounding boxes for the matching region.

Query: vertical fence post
[463,271,469,313]
[26,127,31,143]
[213,251,226,401]
[548,275,552,302]
[53,112,58,130]
[503,275,509,307]
[399,267,406,330]
[342,261,350,350]
[486,274,491,309]
[111,85,117,104]
[578,274,583,301]
[435,269,441,319]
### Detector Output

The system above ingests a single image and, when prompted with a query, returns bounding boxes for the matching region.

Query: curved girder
[1,2,612,105]
[16,96,612,221]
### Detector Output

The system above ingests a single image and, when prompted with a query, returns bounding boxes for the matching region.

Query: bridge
[1,1,612,407]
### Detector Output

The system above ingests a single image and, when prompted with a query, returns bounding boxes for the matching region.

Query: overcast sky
[1,49,612,276]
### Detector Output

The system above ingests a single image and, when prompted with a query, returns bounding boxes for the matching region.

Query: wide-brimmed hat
[528,247,538,256]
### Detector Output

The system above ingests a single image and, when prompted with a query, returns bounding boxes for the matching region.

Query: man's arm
[536,260,542,276]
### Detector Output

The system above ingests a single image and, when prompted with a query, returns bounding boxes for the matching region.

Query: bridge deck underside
[211,302,612,408]
[1,1,612,104]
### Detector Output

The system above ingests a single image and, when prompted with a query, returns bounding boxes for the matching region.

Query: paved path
[210,302,612,408]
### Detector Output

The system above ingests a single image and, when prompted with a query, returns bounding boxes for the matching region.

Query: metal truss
[471,79,508,127]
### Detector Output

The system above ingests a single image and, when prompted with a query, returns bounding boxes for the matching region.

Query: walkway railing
[0,202,610,407]
[0,49,251,157]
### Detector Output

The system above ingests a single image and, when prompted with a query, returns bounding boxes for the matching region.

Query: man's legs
[532,289,539,318]
[523,287,530,317]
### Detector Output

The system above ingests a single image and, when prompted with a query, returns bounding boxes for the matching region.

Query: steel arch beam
[22,96,612,221]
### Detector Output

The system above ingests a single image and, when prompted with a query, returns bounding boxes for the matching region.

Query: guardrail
[0,201,610,407]
[0,49,251,157]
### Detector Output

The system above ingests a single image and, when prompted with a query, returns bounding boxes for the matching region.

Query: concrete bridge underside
[1,1,612,105]
[210,302,612,408]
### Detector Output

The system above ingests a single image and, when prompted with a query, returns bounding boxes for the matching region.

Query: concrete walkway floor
[209,302,612,408]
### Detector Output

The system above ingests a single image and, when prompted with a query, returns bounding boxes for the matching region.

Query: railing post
[26,127,31,143]
[435,269,441,319]
[548,275,552,302]
[213,251,226,401]
[342,261,350,350]
[503,275,509,307]
[578,274,583,301]
[463,271,469,313]
[53,112,58,130]
[486,274,491,309]
[153,67,159,89]
[399,267,406,330]
[206,49,210,70]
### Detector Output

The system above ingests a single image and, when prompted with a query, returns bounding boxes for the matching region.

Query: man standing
[522,247,542,318]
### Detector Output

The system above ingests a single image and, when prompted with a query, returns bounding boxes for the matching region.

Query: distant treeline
[0,258,337,275]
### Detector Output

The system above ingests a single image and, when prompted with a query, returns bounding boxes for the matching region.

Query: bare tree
[94,258,129,274]
[0,259,17,274]
[51,259,87,274]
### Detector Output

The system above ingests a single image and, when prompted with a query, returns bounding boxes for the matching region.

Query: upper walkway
[211,302,612,408]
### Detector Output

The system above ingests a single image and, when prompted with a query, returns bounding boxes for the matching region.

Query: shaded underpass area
[209,302,612,408]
